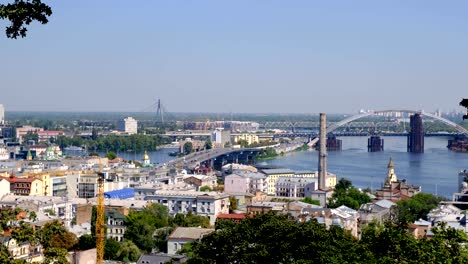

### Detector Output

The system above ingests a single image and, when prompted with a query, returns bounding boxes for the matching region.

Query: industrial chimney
[318,113,327,190]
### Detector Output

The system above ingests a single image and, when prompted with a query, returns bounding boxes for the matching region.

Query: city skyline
[1,1,467,113]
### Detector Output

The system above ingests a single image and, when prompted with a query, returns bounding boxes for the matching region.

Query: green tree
[300,197,320,206]
[199,185,212,192]
[22,131,38,143]
[0,0,52,39]
[335,178,352,191]
[105,151,117,160]
[37,220,76,250]
[11,221,36,245]
[124,203,170,252]
[204,140,212,150]
[78,234,95,251]
[50,231,77,251]
[116,240,141,262]
[395,192,444,225]
[28,211,37,222]
[43,247,69,264]
[237,139,249,148]
[185,212,468,264]
[328,178,371,210]
[183,142,193,155]
[172,212,210,228]
[104,238,120,260]
[229,196,238,212]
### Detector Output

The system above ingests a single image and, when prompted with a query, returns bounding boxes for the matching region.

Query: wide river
[262,136,467,198]
[114,137,466,198]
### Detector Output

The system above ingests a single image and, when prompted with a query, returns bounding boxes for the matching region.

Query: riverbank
[256,136,465,198]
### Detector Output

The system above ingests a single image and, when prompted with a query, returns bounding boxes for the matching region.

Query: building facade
[262,169,336,195]
[118,117,138,135]
[144,191,230,225]
[275,177,316,198]
[106,210,126,242]
[211,128,231,148]
[15,126,44,143]
[224,171,267,194]
[167,227,214,255]
[51,176,67,197]
[234,134,259,145]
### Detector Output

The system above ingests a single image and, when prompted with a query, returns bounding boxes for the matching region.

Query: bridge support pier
[368,136,384,152]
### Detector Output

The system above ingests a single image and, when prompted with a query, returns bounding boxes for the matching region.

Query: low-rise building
[427,204,468,233]
[51,176,67,197]
[106,210,126,242]
[0,194,74,227]
[300,205,359,237]
[4,174,45,196]
[15,126,43,143]
[167,227,214,255]
[77,173,129,198]
[144,191,230,225]
[0,236,43,262]
[0,145,9,161]
[262,168,336,195]
[224,171,267,194]
[275,177,316,198]
[358,199,397,227]
[234,134,259,145]
[37,131,64,143]
[409,219,432,239]
[183,174,217,190]
[0,177,10,196]
[261,168,295,195]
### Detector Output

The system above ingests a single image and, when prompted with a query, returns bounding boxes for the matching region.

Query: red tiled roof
[217,214,246,220]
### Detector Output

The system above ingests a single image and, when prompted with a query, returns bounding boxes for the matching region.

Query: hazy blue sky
[1,0,467,113]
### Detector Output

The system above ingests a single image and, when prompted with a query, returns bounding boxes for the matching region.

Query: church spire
[387,157,394,169]
[385,157,398,186]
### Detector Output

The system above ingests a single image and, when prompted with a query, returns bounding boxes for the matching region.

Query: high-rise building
[211,128,231,148]
[117,117,138,135]
[407,114,424,153]
[0,104,4,125]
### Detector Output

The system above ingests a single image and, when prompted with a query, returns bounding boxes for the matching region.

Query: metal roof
[104,188,134,199]
[261,168,295,175]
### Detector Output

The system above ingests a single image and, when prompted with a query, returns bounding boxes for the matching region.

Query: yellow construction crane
[96,163,105,263]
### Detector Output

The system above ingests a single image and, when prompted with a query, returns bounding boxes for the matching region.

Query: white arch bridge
[310,109,468,146]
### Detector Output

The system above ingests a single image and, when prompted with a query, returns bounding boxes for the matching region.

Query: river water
[261,137,467,198]
[111,137,466,198]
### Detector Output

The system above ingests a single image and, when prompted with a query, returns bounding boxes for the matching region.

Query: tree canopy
[0,0,52,39]
[328,178,372,210]
[172,212,210,228]
[396,192,445,225]
[185,212,468,264]
[124,203,170,252]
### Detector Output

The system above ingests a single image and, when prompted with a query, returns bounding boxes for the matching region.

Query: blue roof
[104,188,134,199]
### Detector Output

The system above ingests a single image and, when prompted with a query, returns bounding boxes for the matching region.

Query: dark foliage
[0,0,52,38]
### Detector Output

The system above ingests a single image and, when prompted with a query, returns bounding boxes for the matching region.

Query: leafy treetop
[0,0,52,39]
